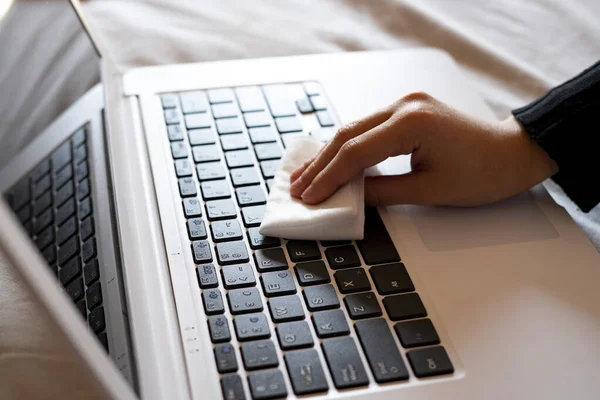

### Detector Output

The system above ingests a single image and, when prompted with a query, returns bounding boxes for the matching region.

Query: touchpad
[403,191,559,252]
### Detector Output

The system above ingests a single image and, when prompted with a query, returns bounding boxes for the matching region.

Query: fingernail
[290,179,305,197]
[301,186,317,203]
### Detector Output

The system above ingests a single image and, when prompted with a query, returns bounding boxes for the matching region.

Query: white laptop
[1,1,599,399]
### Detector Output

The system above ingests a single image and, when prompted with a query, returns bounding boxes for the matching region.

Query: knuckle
[334,122,358,143]
[339,137,363,159]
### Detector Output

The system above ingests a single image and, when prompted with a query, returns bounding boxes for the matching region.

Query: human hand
[290,92,558,206]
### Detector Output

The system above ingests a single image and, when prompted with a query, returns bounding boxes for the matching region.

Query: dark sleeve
[511,59,600,213]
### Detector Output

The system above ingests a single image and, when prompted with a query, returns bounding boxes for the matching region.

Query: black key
[294,261,330,286]
[268,295,304,323]
[354,318,409,383]
[52,141,72,172]
[196,263,219,288]
[201,180,231,200]
[77,179,90,202]
[310,95,326,111]
[76,299,87,320]
[80,216,94,241]
[54,181,74,207]
[217,242,250,266]
[216,117,243,135]
[35,226,54,250]
[238,205,264,229]
[316,110,334,127]
[406,346,454,378]
[275,116,302,133]
[206,199,237,221]
[174,159,193,177]
[220,134,248,152]
[254,143,282,161]
[164,109,180,124]
[259,160,279,179]
[303,82,321,96]
[394,319,440,348]
[370,263,414,295]
[10,178,31,210]
[180,91,208,114]
[247,228,280,250]
[248,369,287,400]
[33,191,51,216]
[236,86,266,112]
[58,236,79,265]
[75,162,88,182]
[221,263,255,288]
[209,316,232,344]
[182,198,202,218]
[187,218,207,240]
[185,113,212,129]
[356,207,400,265]
[42,245,57,264]
[321,240,352,247]
[276,321,313,350]
[286,241,320,263]
[295,98,314,114]
[189,128,216,146]
[59,257,82,285]
[97,332,109,352]
[66,278,84,302]
[344,292,382,320]
[221,374,246,400]
[178,177,197,197]
[334,268,370,294]
[31,160,51,183]
[86,282,103,310]
[167,124,185,141]
[321,337,369,389]
[170,142,188,159]
[303,284,339,311]
[263,86,296,117]
[383,293,427,321]
[88,306,106,333]
[73,145,87,165]
[325,245,360,270]
[56,217,77,246]
[311,309,350,338]
[56,198,76,226]
[84,259,100,286]
[236,186,266,207]
[241,340,279,370]
[285,349,329,395]
[33,175,51,199]
[228,288,263,314]
[191,240,213,263]
[212,103,238,119]
[214,343,237,372]
[261,270,296,297]
[243,112,271,128]
[234,313,270,341]
[17,204,31,223]
[254,248,288,272]
[196,161,225,181]
[33,208,53,234]
[225,150,254,169]
[202,289,225,315]
[82,238,97,263]
[54,164,73,190]
[208,88,234,104]
[248,126,278,144]
[161,94,178,109]
[230,167,260,187]
[211,219,243,242]
[192,144,221,163]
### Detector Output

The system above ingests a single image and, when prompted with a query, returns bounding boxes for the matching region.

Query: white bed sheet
[2,0,599,398]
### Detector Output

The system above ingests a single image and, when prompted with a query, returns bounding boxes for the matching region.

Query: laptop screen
[0,0,101,170]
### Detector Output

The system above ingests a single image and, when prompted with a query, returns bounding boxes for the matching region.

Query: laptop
[1,1,599,399]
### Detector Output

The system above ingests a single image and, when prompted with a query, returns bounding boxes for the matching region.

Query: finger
[289,107,392,198]
[290,157,315,185]
[364,173,438,206]
[301,120,414,204]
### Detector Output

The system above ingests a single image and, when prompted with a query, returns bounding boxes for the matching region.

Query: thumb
[365,172,439,206]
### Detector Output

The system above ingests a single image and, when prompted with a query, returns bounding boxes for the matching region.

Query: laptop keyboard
[4,127,109,353]
[161,83,454,398]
